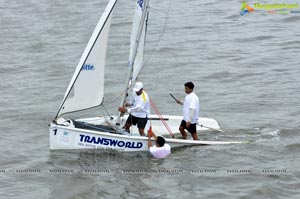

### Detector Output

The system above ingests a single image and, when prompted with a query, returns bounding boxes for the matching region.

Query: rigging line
[101,95,124,130]
[149,96,175,138]
[149,6,169,14]
[102,105,113,119]
[102,92,123,108]
[143,0,172,68]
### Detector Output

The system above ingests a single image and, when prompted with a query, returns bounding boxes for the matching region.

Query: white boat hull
[49,115,245,151]
[76,114,222,137]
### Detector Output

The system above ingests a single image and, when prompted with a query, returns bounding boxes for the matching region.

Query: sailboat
[49,0,244,151]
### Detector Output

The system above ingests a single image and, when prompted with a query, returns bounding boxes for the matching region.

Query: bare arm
[148,133,153,148]
[176,99,183,105]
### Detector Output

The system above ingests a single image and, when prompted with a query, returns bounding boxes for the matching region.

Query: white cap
[133,82,143,92]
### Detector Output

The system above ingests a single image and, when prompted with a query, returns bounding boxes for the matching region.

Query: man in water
[118,82,150,136]
[176,82,200,140]
[148,131,171,159]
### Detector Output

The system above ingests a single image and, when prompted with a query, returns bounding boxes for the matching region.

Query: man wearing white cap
[118,82,150,136]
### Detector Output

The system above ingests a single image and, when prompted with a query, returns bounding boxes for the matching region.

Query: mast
[117,0,150,124]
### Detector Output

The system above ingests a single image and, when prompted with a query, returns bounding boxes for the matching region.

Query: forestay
[55,0,117,118]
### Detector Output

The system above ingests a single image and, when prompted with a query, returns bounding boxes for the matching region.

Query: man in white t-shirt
[118,82,150,136]
[148,130,171,159]
[176,82,200,140]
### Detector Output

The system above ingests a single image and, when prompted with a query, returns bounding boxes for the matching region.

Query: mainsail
[129,0,148,82]
[55,0,117,118]
[117,0,149,122]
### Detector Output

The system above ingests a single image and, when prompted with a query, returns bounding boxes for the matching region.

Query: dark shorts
[126,114,148,129]
[180,120,197,134]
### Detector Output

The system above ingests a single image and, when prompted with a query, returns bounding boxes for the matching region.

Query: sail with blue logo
[56,0,117,118]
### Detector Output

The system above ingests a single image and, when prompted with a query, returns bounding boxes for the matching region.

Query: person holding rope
[118,82,150,136]
[176,82,200,140]
[147,130,171,159]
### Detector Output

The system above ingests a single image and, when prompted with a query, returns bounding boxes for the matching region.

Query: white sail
[56,0,117,118]
[129,0,148,82]
[117,0,149,123]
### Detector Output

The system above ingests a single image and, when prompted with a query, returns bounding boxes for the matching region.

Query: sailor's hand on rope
[147,128,153,137]
[118,107,126,113]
